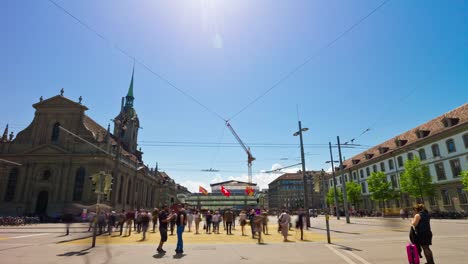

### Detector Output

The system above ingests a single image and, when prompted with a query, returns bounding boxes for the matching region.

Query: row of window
[439,188,468,206]
[353,136,465,181]
[4,168,158,207]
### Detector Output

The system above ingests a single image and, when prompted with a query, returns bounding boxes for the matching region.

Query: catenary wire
[227,0,391,121]
[47,0,227,122]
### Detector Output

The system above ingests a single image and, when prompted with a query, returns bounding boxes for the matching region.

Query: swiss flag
[221,186,231,197]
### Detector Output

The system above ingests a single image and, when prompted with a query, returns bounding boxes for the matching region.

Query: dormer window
[378,147,389,154]
[415,129,430,139]
[441,117,459,128]
[395,138,408,148]
[365,153,374,160]
[352,159,360,165]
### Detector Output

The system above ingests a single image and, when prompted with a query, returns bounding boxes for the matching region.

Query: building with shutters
[332,103,468,213]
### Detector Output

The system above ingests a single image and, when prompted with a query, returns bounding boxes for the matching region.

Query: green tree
[461,170,468,191]
[367,171,396,211]
[400,157,435,203]
[326,188,343,206]
[346,181,362,208]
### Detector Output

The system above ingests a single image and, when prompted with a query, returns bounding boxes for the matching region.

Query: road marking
[343,250,372,264]
[9,233,49,239]
[326,244,357,264]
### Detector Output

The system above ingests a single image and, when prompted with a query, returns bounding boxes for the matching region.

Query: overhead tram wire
[227,0,391,121]
[47,0,227,123]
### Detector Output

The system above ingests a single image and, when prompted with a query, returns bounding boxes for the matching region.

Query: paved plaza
[1,216,467,264]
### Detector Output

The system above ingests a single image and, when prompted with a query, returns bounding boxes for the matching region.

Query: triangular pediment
[22,144,71,155]
[33,95,88,111]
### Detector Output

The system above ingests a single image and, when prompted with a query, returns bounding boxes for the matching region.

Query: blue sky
[2,0,467,192]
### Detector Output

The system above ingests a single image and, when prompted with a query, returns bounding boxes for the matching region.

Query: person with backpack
[412,204,435,264]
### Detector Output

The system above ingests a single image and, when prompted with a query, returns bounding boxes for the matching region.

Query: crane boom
[226,122,255,183]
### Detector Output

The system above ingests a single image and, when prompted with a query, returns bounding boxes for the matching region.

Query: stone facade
[0,80,187,217]
[268,171,326,213]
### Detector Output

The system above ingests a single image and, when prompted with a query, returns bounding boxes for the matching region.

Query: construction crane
[226,122,256,183]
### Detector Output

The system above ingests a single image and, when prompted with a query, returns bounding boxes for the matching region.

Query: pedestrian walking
[156,205,172,254]
[212,211,221,234]
[205,210,212,234]
[170,209,176,235]
[248,209,256,239]
[261,209,269,235]
[411,204,435,264]
[175,204,187,254]
[187,209,194,232]
[108,211,116,235]
[118,210,125,236]
[152,208,159,232]
[279,209,291,242]
[140,210,150,240]
[224,208,234,235]
[296,208,305,240]
[253,211,263,244]
[133,209,138,231]
[136,209,143,233]
[125,210,135,236]
[239,210,247,236]
[87,211,96,232]
[194,210,201,234]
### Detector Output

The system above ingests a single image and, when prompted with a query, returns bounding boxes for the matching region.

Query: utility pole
[328,142,340,220]
[295,121,310,228]
[337,136,350,224]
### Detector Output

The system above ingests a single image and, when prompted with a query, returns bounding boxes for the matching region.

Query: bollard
[325,214,331,244]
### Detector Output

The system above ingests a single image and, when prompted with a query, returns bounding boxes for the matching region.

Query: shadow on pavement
[309,227,361,235]
[331,243,363,252]
[173,253,186,259]
[57,247,93,257]
[153,252,165,259]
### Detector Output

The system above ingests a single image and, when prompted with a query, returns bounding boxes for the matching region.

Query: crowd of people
[84,205,309,253]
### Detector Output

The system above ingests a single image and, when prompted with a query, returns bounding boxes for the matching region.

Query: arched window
[4,168,19,202]
[127,180,132,205]
[432,144,440,157]
[73,167,85,201]
[51,122,60,142]
[446,139,456,153]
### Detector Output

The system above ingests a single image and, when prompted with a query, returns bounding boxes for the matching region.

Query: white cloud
[181,163,304,193]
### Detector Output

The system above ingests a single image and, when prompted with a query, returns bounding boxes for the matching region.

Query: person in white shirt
[278,209,291,242]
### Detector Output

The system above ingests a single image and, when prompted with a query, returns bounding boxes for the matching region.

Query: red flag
[245,186,254,196]
[199,186,208,195]
[221,186,231,197]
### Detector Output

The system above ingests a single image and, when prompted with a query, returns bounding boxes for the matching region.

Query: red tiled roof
[342,103,468,170]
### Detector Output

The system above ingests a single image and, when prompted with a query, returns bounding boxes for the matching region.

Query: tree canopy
[400,157,435,201]
[346,181,362,207]
[367,171,395,208]
[461,170,468,192]
[326,188,343,206]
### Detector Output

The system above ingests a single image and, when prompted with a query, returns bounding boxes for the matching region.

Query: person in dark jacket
[412,204,435,264]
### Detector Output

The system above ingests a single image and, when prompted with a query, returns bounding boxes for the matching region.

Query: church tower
[114,67,140,154]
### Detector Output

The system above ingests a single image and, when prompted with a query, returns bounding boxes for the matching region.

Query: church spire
[125,65,135,108]
[2,124,8,142]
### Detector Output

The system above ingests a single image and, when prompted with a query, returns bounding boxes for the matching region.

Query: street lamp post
[328,142,340,220]
[293,121,310,228]
[336,136,350,224]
